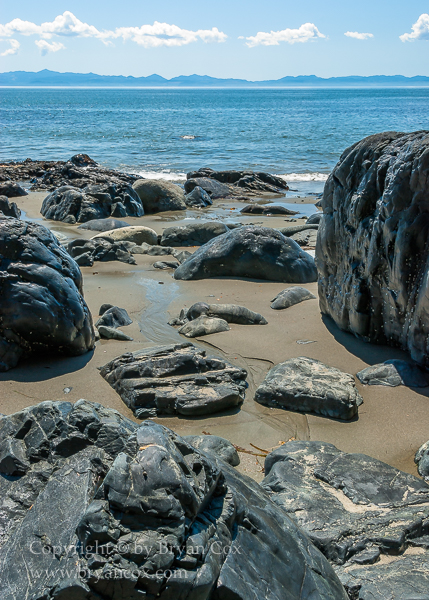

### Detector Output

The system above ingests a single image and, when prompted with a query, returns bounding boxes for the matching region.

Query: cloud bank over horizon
[245,23,325,47]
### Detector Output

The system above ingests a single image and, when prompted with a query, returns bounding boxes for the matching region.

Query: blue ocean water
[1,87,429,194]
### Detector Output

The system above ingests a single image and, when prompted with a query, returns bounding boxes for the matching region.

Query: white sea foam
[279,172,329,182]
[137,170,187,182]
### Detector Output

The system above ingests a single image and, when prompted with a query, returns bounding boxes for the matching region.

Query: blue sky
[0,1,428,79]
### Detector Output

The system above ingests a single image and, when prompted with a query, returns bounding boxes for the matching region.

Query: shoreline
[0,190,427,482]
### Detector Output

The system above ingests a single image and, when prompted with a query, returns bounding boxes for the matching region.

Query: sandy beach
[1,189,427,483]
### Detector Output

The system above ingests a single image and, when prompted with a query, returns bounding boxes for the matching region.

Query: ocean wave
[137,170,187,182]
[280,173,329,182]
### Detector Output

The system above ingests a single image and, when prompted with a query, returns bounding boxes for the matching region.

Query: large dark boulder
[41,183,144,224]
[0,196,21,218]
[184,434,240,466]
[316,131,429,367]
[174,226,318,283]
[0,181,28,198]
[132,179,186,213]
[262,441,429,599]
[160,222,229,247]
[0,217,95,371]
[255,357,363,420]
[187,168,289,195]
[99,342,248,418]
[184,177,234,199]
[0,399,348,600]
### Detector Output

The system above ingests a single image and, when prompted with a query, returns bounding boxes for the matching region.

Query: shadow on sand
[0,350,95,383]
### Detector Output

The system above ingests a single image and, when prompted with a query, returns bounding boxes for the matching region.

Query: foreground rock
[174,226,318,283]
[77,218,130,231]
[41,183,144,223]
[178,315,230,337]
[255,357,363,420]
[67,238,136,266]
[187,167,289,195]
[184,434,240,466]
[100,342,248,418]
[0,181,28,197]
[0,217,95,371]
[92,224,158,246]
[356,359,429,387]
[271,286,316,310]
[0,196,21,218]
[95,306,133,341]
[316,130,429,367]
[0,400,347,599]
[161,222,229,246]
[262,440,429,599]
[133,178,186,213]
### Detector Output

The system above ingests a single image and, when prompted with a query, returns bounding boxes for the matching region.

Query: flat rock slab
[174,225,318,283]
[67,237,136,266]
[255,357,363,420]
[356,359,429,387]
[187,302,268,325]
[92,224,158,245]
[160,222,229,247]
[262,440,429,600]
[240,204,298,215]
[290,229,318,247]
[178,315,230,337]
[77,218,130,231]
[153,260,178,269]
[99,342,248,418]
[271,286,316,310]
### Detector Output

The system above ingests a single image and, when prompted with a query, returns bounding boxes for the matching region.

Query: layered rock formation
[186,167,289,196]
[316,131,429,366]
[0,217,95,371]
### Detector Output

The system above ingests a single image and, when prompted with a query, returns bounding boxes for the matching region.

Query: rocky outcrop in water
[187,167,289,196]
[255,357,363,420]
[262,440,429,600]
[174,226,318,283]
[99,342,248,418]
[316,130,429,367]
[41,183,144,223]
[270,287,316,310]
[0,196,21,218]
[160,222,229,246]
[0,217,95,371]
[67,238,137,266]
[240,204,298,215]
[0,400,348,599]
[133,179,186,213]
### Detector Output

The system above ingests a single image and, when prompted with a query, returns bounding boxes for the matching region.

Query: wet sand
[1,191,428,482]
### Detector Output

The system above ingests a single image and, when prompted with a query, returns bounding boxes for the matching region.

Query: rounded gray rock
[132,178,186,213]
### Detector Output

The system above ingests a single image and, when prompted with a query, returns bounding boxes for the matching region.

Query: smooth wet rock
[184,434,240,466]
[316,130,429,367]
[99,342,247,418]
[92,224,158,246]
[174,226,318,283]
[132,178,186,213]
[240,204,298,215]
[307,212,323,225]
[0,196,21,218]
[262,440,429,599]
[271,286,316,310]
[290,228,318,247]
[97,325,133,341]
[96,306,132,329]
[160,222,229,247]
[0,217,95,371]
[67,238,136,265]
[178,315,230,337]
[184,177,233,199]
[41,183,144,223]
[0,181,28,198]
[415,440,429,480]
[186,302,268,325]
[255,357,363,420]
[153,260,178,269]
[356,359,429,387]
[184,185,213,207]
[77,218,130,232]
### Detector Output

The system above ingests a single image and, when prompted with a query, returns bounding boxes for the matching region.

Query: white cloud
[0,11,227,48]
[344,31,373,40]
[245,23,325,47]
[400,14,429,42]
[0,38,20,56]
[35,39,65,55]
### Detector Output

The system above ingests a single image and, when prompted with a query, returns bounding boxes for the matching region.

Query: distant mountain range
[1,70,429,87]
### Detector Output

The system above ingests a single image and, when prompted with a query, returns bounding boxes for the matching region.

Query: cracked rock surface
[316,130,429,367]
[0,216,95,371]
[99,342,248,419]
[0,401,347,600]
